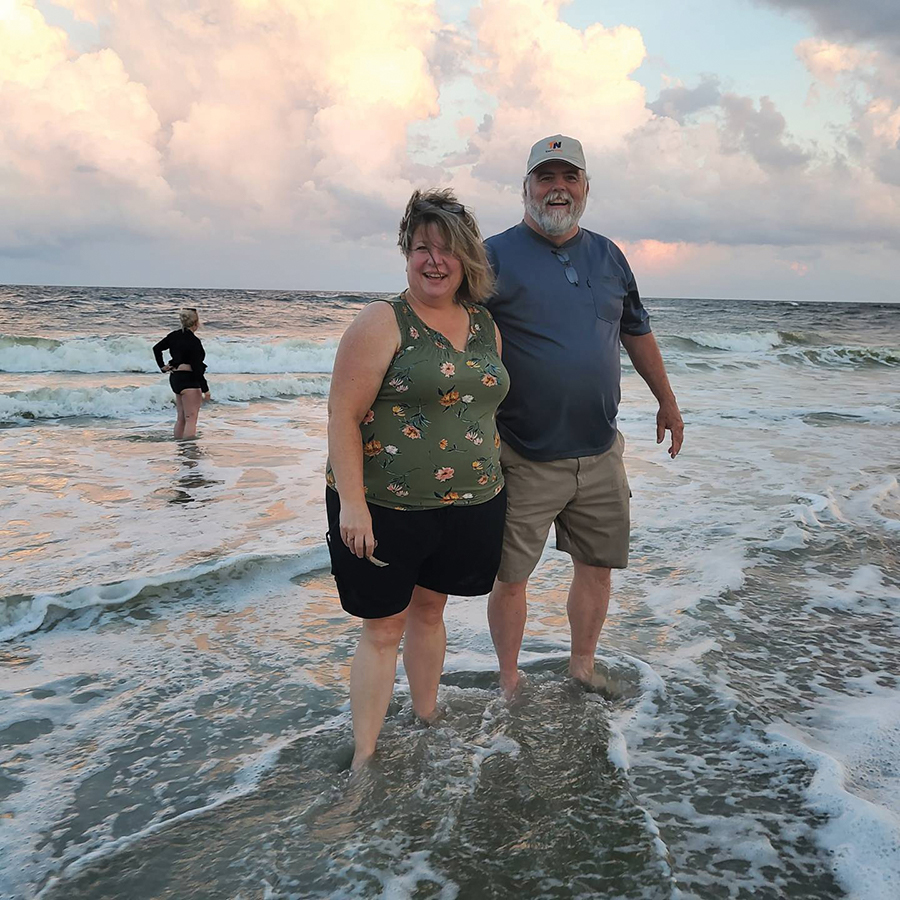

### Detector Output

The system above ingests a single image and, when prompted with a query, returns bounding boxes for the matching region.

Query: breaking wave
[0,376,330,422]
[0,334,338,374]
[0,547,330,643]
[663,330,898,367]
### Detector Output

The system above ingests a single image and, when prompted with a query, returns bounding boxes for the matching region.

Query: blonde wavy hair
[398,189,495,305]
[179,307,199,330]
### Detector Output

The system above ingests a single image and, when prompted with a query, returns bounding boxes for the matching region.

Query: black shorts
[169,372,204,394]
[325,488,507,619]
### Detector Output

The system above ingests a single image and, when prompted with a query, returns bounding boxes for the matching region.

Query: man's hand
[620,332,683,459]
[657,401,684,458]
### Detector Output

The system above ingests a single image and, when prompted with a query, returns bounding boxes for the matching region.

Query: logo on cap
[548,141,562,150]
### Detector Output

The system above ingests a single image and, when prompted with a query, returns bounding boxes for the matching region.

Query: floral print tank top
[326,295,509,510]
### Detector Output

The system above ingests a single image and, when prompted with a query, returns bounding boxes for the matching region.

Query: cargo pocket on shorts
[615,431,631,498]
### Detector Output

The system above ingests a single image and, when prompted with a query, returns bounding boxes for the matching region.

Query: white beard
[524,188,586,236]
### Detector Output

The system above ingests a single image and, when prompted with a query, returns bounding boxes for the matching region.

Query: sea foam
[0,334,338,374]
[763,718,900,900]
[0,376,329,421]
[0,547,330,642]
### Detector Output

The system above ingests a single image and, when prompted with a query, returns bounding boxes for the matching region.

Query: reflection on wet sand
[157,443,224,506]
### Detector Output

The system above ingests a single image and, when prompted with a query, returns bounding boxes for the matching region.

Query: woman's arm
[152,333,171,370]
[327,302,400,558]
[190,333,206,375]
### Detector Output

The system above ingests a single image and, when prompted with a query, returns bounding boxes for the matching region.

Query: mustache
[542,190,572,207]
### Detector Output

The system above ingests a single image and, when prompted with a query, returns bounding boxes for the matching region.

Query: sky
[1,0,900,301]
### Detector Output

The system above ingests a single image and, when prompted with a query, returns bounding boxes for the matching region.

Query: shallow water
[1,288,899,899]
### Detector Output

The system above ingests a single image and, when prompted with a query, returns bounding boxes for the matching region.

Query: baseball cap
[525,134,586,175]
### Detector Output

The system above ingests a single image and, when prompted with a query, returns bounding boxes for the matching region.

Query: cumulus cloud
[649,78,810,170]
[647,76,721,123]
[107,0,444,231]
[449,0,900,258]
[649,78,809,171]
[581,110,900,250]
[2,0,900,296]
[758,0,900,55]
[791,31,900,190]
[1,0,448,256]
[795,38,871,87]
[461,0,650,185]
[761,0,900,201]
[0,0,179,254]
[720,94,810,170]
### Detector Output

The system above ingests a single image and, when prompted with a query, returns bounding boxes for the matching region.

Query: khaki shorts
[497,432,631,582]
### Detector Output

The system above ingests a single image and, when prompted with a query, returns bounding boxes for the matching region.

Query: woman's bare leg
[180,389,202,439]
[174,393,186,440]
[403,586,448,720]
[350,611,407,769]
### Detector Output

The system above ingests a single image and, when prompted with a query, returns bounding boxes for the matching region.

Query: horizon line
[1,283,897,306]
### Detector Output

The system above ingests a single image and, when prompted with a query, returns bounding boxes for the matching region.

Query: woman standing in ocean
[153,307,210,440]
[326,189,508,770]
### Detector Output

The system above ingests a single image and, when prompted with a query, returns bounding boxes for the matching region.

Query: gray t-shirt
[484,222,651,461]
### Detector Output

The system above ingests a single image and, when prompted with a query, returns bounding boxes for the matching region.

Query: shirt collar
[516,220,584,251]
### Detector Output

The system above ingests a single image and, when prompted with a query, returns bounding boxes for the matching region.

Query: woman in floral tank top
[326,189,509,770]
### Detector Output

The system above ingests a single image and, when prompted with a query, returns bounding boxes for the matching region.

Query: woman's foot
[351,746,374,771]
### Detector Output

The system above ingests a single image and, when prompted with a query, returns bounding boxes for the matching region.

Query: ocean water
[1,284,898,900]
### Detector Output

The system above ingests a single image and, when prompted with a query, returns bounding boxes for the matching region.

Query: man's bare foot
[499,669,521,699]
[414,702,444,725]
[568,665,623,698]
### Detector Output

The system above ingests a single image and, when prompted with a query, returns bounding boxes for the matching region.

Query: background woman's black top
[153,329,209,392]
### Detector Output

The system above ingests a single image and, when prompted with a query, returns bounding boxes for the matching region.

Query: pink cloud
[614,239,699,272]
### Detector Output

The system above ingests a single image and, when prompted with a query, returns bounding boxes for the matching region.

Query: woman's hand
[340,501,377,559]
[161,364,172,373]
[202,391,211,403]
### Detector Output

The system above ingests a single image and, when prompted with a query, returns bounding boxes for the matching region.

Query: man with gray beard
[484,134,683,696]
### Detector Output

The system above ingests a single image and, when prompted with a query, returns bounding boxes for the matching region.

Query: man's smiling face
[523,161,589,240]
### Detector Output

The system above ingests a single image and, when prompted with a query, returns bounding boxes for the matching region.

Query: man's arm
[620,332,684,458]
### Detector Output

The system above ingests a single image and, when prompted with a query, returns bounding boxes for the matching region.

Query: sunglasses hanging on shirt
[551,249,579,286]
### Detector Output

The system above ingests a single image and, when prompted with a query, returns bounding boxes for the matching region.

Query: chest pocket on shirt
[587,276,625,324]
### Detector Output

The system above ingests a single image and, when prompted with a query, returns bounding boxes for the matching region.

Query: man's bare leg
[488,578,528,696]
[566,559,611,685]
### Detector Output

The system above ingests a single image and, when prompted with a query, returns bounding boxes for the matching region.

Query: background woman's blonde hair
[398,189,495,305]
[179,307,199,330]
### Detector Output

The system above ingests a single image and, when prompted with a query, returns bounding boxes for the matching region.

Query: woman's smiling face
[405,223,464,305]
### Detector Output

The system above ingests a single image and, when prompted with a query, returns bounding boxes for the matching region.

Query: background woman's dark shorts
[169,372,204,394]
[325,488,507,619]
